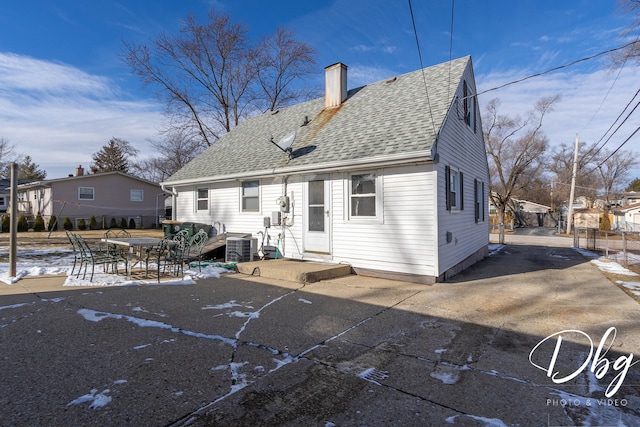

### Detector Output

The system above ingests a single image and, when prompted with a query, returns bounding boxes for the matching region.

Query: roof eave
[162,150,434,188]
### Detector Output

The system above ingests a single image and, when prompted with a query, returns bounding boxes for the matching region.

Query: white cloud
[0,53,163,178]
[347,64,398,88]
[349,43,397,55]
[0,52,112,96]
[476,64,640,180]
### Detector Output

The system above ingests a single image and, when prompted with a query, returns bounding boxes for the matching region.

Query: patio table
[101,237,163,278]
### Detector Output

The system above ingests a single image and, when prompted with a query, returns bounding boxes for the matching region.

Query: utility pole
[566,134,579,236]
[9,162,18,278]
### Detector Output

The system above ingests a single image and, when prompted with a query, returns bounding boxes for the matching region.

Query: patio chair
[172,229,190,249]
[74,234,126,281]
[65,230,82,277]
[104,228,131,238]
[144,238,184,281]
[104,228,132,258]
[184,229,209,271]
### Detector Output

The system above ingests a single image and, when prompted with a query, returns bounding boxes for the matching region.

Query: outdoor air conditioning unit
[226,237,257,263]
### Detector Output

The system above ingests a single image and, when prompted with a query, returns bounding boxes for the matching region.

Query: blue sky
[0,0,638,182]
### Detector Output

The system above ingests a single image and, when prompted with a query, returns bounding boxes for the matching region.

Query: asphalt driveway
[1,238,640,426]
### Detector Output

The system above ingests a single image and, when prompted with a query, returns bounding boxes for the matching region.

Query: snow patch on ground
[430,364,470,385]
[488,244,505,256]
[590,258,639,276]
[617,280,640,296]
[446,414,509,426]
[0,253,231,285]
[67,389,112,409]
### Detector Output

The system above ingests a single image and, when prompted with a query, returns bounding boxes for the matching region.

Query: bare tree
[254,28,317,111]
[484,96,560,243]
[594,147,638,206]
[549,141,600,208]
[609,0,640,67]
[122,9,316,147]
[0,137,17,177]
[131,128,207,183]
[123,10,252,146]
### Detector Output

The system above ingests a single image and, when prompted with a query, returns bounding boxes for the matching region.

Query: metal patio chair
[184,229,209,271]
[65,230,82,277]
[74,234,125,281]
[103,228,132,259]
[144,238,184,282]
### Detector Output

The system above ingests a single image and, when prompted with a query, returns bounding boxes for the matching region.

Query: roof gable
[164,56,472,185]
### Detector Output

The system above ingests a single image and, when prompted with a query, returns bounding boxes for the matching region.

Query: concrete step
[235,259,352,283]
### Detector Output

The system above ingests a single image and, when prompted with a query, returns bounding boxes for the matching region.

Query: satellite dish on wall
[270,131,296,159]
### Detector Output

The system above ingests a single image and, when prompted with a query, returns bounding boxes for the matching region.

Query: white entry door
[304,176,331,254]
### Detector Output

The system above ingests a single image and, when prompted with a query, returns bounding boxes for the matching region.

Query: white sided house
[162,56,489,283]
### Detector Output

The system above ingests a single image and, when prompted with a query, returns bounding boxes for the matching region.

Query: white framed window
[241,181,259,212]
[196,188,209,211]
[445,166,463,211]
[474,179,485,223]
[349,172,378,218]
[130,189,144,202]
[78,187,94,200]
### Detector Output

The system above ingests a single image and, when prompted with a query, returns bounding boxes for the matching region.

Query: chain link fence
[573,227,640,269]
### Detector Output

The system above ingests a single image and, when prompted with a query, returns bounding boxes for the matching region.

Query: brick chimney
[75,165,84,176]
[324,62,347,108]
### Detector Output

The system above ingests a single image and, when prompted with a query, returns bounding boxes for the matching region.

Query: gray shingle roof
[164,56,470,185]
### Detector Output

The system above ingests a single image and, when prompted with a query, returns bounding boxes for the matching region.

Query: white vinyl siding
[331,166,437,276]
[435,63,489,277]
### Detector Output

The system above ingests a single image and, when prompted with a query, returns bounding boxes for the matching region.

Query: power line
[447,0,455,95]
[407,0,436,136]
[577,31,640,163]
[476,40,639,97]
[581,91,640,166]
[591,125,640,171]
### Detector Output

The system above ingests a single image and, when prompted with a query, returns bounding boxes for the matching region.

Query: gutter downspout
[171,187,177,221]
[281,176,289,257]
[160,182,179,222]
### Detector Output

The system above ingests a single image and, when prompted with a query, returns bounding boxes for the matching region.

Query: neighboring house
[488,198,553,228]
[622,191,640,206]
[1,178,38,214]
[515,199,552,227]
[516,199,550,214]
[613,202,640,231]
[161,56,490,283]
[16,166,165,229]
